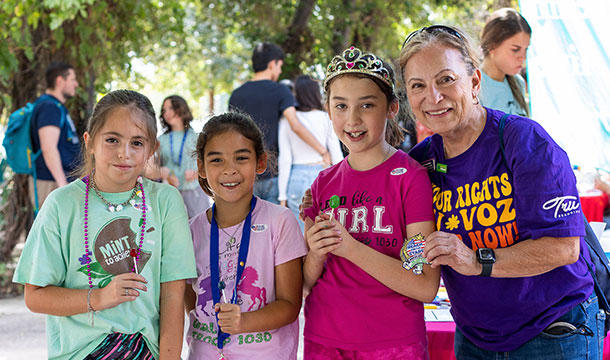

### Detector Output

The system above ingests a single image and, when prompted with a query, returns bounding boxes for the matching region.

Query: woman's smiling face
[403,45,481,137]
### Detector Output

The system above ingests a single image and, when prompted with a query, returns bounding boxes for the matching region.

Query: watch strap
[480,262,493,277]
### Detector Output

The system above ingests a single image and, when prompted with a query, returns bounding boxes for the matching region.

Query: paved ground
[0,295,305,359]
[0,295,46,360]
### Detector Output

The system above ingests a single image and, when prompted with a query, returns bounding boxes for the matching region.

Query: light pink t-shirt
[303,150,435,351]
[187,198,308,360]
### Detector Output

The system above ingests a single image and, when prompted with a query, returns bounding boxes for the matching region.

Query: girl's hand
[168,174,180,187]
[306,212,342,262]
[215,303,244,334]
[92,273,148,311]
[184,170,198,182]
[298,188,313,221]
[423,231,481,276]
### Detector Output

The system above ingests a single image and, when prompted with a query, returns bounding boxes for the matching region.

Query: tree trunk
[331,0,356,55]
[280,0,316,79]
[208,88,215,115]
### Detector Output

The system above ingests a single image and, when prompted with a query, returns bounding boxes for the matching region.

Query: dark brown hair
[160,95,194,133]
[481,8,532,116]
[195,112,267,196]
[324,59,404,148]
[295,75,323,112]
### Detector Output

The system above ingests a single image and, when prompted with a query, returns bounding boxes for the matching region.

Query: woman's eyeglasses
[402,25,463,48]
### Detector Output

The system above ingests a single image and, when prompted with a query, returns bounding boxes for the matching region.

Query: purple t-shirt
[186,198,308,359]
[409,107,593,351]
[303,150,435,351]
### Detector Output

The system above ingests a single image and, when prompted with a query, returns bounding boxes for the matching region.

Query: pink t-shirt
[303,150,434,351]
[187,198,308,360]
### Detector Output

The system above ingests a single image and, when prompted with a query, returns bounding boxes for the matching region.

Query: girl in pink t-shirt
[184,112,307,359]
[302,47,439,359]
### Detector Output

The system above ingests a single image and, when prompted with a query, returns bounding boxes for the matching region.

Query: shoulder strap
[498,113,511,175]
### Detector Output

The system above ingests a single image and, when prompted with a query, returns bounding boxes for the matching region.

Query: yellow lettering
[435,211,445,231]
[488,176,501,199]
[471,182,481,205]
[456,186,466,209]
[433,187,443,211]
[477,203,498,227]
[500,173,512,197]
[459,207,477,231]
[443,190,452,212]
[481,179,491,201]
[497,198,516,222]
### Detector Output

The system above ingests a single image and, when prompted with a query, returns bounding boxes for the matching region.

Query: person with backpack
[30,61,80,207]
[401,25,603,358]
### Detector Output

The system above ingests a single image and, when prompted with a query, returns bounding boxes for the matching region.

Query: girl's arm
[215,257,303,334]
[24,273,148,315]
[303,216,342,294]
[184,282,196,314]
[329,217,440,302]
[159,280,186,360]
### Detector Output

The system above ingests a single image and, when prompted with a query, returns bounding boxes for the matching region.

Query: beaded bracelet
[87,288,99,326]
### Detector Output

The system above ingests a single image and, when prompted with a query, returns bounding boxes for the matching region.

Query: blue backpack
[3,98,65,214]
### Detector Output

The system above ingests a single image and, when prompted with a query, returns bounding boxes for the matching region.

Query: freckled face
[403,45,481,137]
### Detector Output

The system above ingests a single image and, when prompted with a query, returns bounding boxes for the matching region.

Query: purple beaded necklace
[84,172,147,288]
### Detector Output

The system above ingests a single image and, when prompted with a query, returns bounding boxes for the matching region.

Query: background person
[401,25,601,359]
[156,95,211,218]
[30,61,81,207]
[229,42,330,204]
[480,8,532,116]
[278,75,343,231]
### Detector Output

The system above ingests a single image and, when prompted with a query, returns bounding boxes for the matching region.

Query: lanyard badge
[210,196,257,357]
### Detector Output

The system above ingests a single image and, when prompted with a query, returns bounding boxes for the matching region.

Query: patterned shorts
[85,332,154,360]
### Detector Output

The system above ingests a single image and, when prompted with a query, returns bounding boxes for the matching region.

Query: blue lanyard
[169,129,189,166]
[210,196,257,350]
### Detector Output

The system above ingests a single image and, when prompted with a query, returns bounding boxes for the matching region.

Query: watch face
[478,248,495,263]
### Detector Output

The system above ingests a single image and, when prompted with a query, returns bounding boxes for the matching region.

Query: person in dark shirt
[229,42,329,204]
[30,61,80,207]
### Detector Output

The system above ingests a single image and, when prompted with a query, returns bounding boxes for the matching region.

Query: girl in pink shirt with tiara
[184,112,307,359]
[302,47,439,359]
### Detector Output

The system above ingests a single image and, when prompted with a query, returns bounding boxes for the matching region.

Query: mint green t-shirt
[480,72,528,116]
[158,129,199,191]
[13,178,197,360]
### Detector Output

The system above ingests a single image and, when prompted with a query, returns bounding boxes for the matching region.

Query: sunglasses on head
[402,25,463,48]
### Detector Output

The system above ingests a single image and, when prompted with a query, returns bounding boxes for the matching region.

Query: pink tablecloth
[426,321,610,360]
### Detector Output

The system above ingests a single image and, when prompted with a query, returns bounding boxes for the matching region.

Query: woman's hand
[306,213,342,262]
[91,273,148,311]
[424,231,481,276]
[215,303,244,335]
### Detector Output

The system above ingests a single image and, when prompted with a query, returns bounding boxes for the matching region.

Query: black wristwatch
[476,248,496,277]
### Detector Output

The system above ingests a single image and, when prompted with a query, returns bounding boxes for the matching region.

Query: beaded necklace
[90,171,139,212]
[84,173,147,290]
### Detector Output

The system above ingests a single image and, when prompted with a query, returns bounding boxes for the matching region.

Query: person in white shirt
[278,75,343,230]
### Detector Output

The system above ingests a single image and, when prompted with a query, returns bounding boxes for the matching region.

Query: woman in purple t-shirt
[402,25,601,358]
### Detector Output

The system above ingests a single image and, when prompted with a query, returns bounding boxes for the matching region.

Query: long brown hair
[481,8,532,116]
